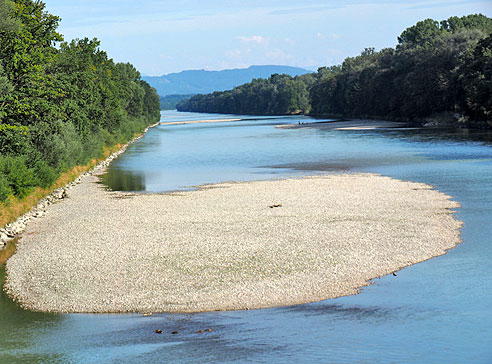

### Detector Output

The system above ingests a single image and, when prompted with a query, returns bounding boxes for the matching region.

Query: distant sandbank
[5,172,461,313]
[159,118,242,125]
[276,119,408,130]
[159,117,408,130]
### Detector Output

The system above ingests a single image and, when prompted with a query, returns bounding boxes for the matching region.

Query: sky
[43,0,492,76]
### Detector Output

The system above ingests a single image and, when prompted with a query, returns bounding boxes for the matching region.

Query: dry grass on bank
[0,238,18,266]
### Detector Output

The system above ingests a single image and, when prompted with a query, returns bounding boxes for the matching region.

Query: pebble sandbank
[4,171,462,313]
[159,118,242,125]
[276,119,408,130]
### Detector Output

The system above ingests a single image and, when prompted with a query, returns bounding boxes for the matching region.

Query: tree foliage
[0,0,160,202]
[177,73,314,115]
[0,0,21,33]
[178,14,492,128]
[159,94,196,110]
[458,34,492,127]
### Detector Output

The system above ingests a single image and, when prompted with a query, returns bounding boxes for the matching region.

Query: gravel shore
[4,173,462,313]
[160,118,242,125]
[276,119,408,130]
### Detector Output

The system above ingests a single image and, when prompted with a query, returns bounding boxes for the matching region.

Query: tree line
[177,73,314,115]
[0,0,160,203]
[159,94,196,110]
[177,14,492,129]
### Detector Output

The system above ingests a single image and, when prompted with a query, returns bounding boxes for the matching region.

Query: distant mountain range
[143,65,311,96]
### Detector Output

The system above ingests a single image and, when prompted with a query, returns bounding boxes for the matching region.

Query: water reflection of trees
[101,169,146,192]
[378,128,492,145]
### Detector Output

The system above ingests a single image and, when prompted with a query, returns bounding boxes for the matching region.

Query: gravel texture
[4,173,462,313]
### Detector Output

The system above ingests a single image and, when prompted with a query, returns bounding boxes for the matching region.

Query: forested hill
[0,0,160,205]
[143,65,311,96]
[177,14,492,129]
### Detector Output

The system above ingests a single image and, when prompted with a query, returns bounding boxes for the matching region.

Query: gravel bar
[4,173,462,313]
[276,119,408,130]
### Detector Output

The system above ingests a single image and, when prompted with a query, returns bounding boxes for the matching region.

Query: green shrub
[30,122,86,171]
[81,132,104,164]
[100,128,116,147]
[41,133,67,169]
[0,124,30,155]
[33,160,58,188]
[0,173,12,202]
[0,156,36,198]
[59,122,84,168]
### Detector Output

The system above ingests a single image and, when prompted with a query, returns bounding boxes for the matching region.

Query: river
[1,110,491,363]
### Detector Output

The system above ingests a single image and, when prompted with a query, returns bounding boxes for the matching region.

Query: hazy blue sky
[44,0,492,76]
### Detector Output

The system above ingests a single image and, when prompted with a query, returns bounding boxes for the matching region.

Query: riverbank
[0,122,160,251]
[4,171,461,313]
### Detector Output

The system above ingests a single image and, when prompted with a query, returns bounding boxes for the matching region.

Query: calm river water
[1,111,491,363]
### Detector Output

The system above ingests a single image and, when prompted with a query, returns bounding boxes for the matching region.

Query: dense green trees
[309,14,492,125]
[178,14,492,128]
[159,94,196,110]
[458,34,492,126]
[177,73,314,115]
[0,0,160,203]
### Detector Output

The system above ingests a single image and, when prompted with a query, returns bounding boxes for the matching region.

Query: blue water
[1,111,491,363]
